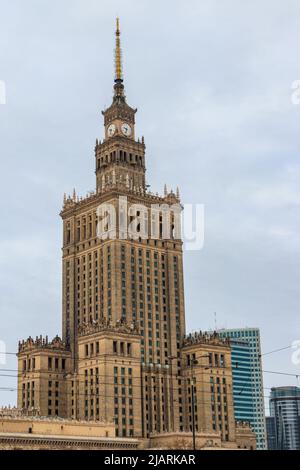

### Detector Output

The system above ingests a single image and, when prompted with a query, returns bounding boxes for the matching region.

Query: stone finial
[176,187,180,198]
[164,184,167,196]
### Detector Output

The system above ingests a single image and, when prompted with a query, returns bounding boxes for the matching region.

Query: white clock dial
[107,124,116,137]
[121,122,132,137]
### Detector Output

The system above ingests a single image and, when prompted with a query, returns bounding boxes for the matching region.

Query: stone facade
[0,413,138,450]
[235,421,257,450]
[149,425,256,450]
[17,336,71,418]
[181,332,236,443]
[15,19,256,450]
[0,411,255,451]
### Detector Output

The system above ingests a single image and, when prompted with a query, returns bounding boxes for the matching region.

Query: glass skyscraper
[218,328,267,450]
[266,416,277,450]
[268,386,300,450]
[229,339,254,423]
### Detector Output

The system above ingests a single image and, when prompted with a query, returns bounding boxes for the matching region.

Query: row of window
[83,341,133,358]
[97,150,144,169]
[22,357,66,372]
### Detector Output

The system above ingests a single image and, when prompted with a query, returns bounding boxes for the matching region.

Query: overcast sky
[0,0,300,411]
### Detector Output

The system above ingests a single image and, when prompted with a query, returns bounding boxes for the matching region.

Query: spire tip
[115,17,122,82]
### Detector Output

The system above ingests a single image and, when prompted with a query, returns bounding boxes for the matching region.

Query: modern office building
[218,328,266,449]
[266,416,277,450]
[268,386,300,450]
[227,339,254,424]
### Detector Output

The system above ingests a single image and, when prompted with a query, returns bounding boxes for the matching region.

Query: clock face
[107,124,116,137]
[121,122,132,137]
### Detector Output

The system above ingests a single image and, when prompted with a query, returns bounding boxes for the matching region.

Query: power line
[0,368,285,393]
[1,342,296,358]
[0,370,261,392]
[0,384,274,408]
[260,345,293,357]
[1,353,300,381]
[263,370,300,378]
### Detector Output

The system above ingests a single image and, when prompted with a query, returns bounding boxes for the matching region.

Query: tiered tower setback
[16,20,256,449]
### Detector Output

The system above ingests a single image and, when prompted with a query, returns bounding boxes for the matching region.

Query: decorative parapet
[78,318,140,338]
[18,335,69,354]
[236,420,252,430]
[61,184,181,213]
[62,188,98,211]
[182,330,231,348]
[0,406,40,418]
[0,407,114,424]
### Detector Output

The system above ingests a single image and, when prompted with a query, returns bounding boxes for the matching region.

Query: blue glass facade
[230,340,254,424]
[218,328,267,450]
[269,386,300,450]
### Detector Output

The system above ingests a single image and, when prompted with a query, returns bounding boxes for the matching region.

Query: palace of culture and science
[14,20,256,450]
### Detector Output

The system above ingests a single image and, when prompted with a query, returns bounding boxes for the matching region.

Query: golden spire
[115,17,122,81]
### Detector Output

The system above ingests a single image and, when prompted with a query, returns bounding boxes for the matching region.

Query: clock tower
[96,18,146,194]
[16,18,249,449]
[60,17,185,437]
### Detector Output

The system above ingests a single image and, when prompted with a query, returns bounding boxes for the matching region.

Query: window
[214,354,219,367]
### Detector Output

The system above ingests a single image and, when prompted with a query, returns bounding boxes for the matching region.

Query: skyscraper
[266,416,277,450]
[268,386,300,450]
[16,20,256,449]
[227,339,255,424]
[218,328,266,449]
[18,18,185,438]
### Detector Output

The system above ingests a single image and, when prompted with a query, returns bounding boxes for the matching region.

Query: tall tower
[96,18,145,194]
[269,387,300,450]
[218,328,267,449]
[60,19,186,435]
[16,21,255,449]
